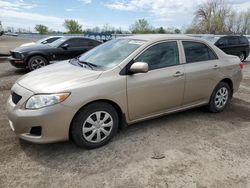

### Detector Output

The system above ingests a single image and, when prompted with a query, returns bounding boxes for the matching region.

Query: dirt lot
[0,56,250,188]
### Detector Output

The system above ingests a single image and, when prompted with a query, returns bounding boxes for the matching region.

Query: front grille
[12,92,22,104]
[10,51,16,58]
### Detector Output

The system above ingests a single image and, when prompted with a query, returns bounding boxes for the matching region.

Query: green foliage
[155,27,166,34]
[35,24,48,34]
[130,19,153,34]
[63,19,82,34]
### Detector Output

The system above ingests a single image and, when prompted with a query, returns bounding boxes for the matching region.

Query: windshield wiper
[79,61,96,70]
[70,57,101,70]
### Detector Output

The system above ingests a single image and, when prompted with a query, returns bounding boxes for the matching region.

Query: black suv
[9,36,102,71]
[214,35,249,61]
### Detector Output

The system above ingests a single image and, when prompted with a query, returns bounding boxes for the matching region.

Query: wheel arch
[217,78,234,99]
[25,52,49,65]
[68,99,127,140]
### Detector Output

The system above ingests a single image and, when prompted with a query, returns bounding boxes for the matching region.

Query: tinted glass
[65,38,81,47]
[228,37,239,45]
[65,38,101,47]
[183,41,217,63]
[218,37,228,45]
[239,36,249,44]
[45,37,61,44]
[135,41,179,70]
[79,39,145,69]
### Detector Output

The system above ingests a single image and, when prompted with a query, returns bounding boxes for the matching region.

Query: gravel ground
[0,57,250,188]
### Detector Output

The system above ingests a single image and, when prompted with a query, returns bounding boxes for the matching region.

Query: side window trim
[133,40,181,71]
[181,40,218,64]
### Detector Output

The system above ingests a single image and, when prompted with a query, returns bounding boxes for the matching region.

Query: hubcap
[215,87,229,109]
[82,111,113,143]
[30,58,46,70]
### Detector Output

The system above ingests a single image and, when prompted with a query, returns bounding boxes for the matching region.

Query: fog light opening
[30,126,42,136]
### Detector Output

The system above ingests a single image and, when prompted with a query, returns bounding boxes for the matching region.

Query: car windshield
[48,38,67,48]
[36,37,51,44]
[78,39,146,69]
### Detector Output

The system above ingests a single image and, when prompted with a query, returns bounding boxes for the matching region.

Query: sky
[0,0,250,32]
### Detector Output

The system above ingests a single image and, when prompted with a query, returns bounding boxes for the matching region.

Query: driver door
[126,41,185,121]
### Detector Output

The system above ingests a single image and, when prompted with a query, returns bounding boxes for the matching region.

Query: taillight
[240,62,244,70]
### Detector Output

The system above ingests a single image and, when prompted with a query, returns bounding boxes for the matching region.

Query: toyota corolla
[7,35,243,149]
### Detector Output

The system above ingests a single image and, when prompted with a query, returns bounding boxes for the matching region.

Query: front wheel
[71,102,119,149]
[208,82,231,113]
[28,56,48,71]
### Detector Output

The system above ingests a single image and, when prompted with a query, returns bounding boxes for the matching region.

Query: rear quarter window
[183,41,217,63]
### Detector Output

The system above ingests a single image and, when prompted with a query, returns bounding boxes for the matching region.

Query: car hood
[11,44,52,53]
[17,61,103,93]
[20,42,36,47]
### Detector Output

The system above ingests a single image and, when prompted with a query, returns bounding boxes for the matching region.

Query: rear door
[182,41,221,105]
[127,41,185,120]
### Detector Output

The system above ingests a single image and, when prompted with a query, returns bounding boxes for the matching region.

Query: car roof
[123,34,196,42]
[60,36,102,42]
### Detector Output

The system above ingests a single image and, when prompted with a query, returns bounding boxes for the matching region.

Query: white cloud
[0,0,37,10]
[0,0,91,31]
[105,0,250,27]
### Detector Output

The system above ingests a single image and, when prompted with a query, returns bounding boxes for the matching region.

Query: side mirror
[62,43,69,49]
[130,62,149,74]
[217,40,224,46]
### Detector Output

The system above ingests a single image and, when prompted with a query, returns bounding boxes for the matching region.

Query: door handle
[173,71,184,77]
[213,65,219,70]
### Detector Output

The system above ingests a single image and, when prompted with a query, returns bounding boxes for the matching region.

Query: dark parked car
[213,35,249,61]
[9,36,102,71]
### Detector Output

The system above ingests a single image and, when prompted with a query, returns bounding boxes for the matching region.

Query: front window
[78,39,146,69]
[135,41,180,70]
[49,38,67,48]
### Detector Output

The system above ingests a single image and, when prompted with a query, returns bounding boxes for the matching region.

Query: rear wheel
[239,52,246,62]
[71,102,119,149]
[28,56,48,71]
[208,82,231,113]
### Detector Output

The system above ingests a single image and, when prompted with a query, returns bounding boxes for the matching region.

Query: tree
[35,24,48,34]
[63,19,82,34]
[130,19,153,34]
[155,27,166,34]
[190,0,231,34]
[187,1,250,34]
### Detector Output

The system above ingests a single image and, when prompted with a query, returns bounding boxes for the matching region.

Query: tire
[239,52,246,62]
[28,55,48,71]
[71,102,119,149]
[208,82,232,113]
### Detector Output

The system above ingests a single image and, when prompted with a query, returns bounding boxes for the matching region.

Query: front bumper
[8,56,26,68]
[6,83,77,144]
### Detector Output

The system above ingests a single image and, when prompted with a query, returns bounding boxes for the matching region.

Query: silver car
[7,35,243,149]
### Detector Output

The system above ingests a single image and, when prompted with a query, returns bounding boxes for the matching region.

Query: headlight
[25,93,70,109]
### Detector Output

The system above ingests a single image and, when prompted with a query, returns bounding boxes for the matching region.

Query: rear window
[183,41,217,63]
[228,37,239,45]
[239,36,249,44]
